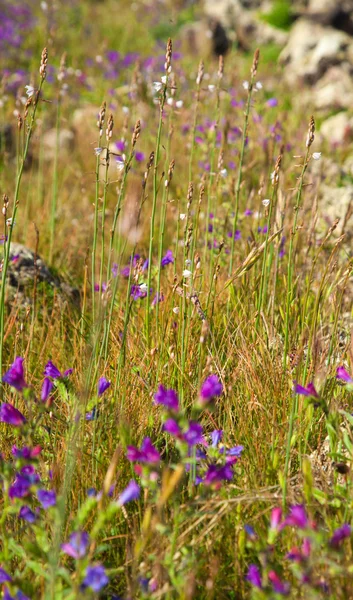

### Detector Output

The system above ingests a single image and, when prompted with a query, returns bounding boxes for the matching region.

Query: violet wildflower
[98,376,111,397]
[0,403,26,426]
[266,97,278,107]
[282,505,308,529]
[117,480,140,506]
[0,568,11,583]
[4,588,30,600]
[199,375,222,405]
[12,445,41,459]
[293,382,318,398]
[154,385,179,412]
[62,531,90,559]
[268,571,290,595]
[3,357,27,391]
[226,445,244,459]
[127,437,160,464]
[336,366,353,384]
[130,284,148,300]
[270,507,282,529]
[19,505,36,523]
[82,565,109,593]
[211,429,223,447]
[135,151,145,162]
[152,293,164,306]
[86,407,98,421]
[246,564,262,588]
[41,377,53,402]
[9,475,32,499]
[244,209,253,216]
[112,262,118,277]
[329,524,351,548]
[37,489,56,509]
[204,463,234,486]
[184,421,204,446]
[44,360,73,379]
[163,418,182,437]
[161,249,174,267]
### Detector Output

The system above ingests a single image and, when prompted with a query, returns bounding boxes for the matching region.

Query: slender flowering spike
[154,385,179,411]
[0,568,11,583]
[336,366,353,384]
[61,531,90,559]
[0,403,26,426]
[3,357,27,391]
[270,507,283,529]
[161,249,174,267]
[293,382,318,398]
[19,506,36,523]
[117,480,140,506]
[41,378,53,402]
[211,430,223,447]
[246,564,262,589]
[329,524,351,548]
[98,377,111,397]
[184,421,204,446]
[199,375,223,404]
[82,565,109,593]
[306,115,315,148]
[37,489,56,509]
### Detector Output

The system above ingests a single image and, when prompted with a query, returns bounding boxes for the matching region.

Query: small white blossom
[25,85,35,98]
[312,152,322,160]
[185,259,192,266]
[116,157,125,172]
[208,84,215,92]
[255,81,263,90]
[161,75,167,84]
[122,106,129,114]
[262,199,270,207]
[94,147,103,156]
[180,213,186,220]
[173,307,180,314]
[220,168,228,178]
[6,218,15,228]
[175,100,183,109]
[40,1,48,9]
[183,269,192,278]
[139,283,148,293]
[242,81,249,90]
[153,81,163,93]
[167,97,173,106]
[95,56,103,64]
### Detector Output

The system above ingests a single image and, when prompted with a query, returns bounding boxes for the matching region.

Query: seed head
[306,116,315,148]
[218,55,224,80]
[97,101,106,136]
[196,60,204,86]
[131,119,141,148]
[106,113,114,141]
[251,48,260,79]
[165,38,172,73]
[39,47,48,79]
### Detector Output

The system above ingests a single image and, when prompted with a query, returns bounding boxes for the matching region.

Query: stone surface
[42,128,75,162]
[319,112,353,145]
[311,65,353,110]
[6,243,80,307]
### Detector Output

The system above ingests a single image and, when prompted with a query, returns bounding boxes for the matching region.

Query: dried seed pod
[251,48,260,79]
[306,116,315,148]
[39,47,48,79]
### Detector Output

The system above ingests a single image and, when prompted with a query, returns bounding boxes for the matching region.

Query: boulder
[311,65,353,110]
[319,112,353,145]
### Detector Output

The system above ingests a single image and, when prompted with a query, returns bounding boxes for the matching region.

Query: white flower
[180,213,186,220]
[95,56,103,64]
[175,100,183,109]
[312,152,321,160]
[6,218,15,228]
[208,84,215,92]
[242,81,249,90]
[262,199,270,207]
[255,81,263,90]
[94,147,103,156]
[161,75,167,84]
[139,283,148,293]
[173,307,180,314]
[153,81,163,93]
[40,1,48,9]
[122,106,129,114]
[183,269,192,278]
[25,85,35,98]
[116,157,125,172]
[167,97,173,106]
[220,168,228,178]
[185,259,192,266]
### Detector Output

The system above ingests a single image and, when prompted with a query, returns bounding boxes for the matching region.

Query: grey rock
[5,243,80,308]
[42,128,75,162]
[319,112,353,144]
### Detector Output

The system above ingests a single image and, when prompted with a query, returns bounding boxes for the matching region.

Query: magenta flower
[163,418,182,437]
[282,505,308,529]
[3,357,27,391]
[98,377,111,397]
[62,531,90,559]
[154,385,179,412]
[161,250,174,267]
[204,463,234,485]
[199,375,222,404]
[37,489,56,509]
[336,366,353,384]
[184,421,204,446]
[0,568,11,584]
[41,378,53,402]
[44,361,72,379]
[246,564,262,588]
[330,524,351,548]
[270,507,282,529]
[82,565,109,592]
[0,403,26,426]
[127,437,160,464]
[268,571,290,595]
[293,382,318,398]
[19,506,36,523]
[12,445,41,459]
[117,480,140,506]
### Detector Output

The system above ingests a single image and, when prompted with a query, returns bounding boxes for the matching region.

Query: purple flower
[41,378,53,402]
[152,293,164,306]
[37,489,56,509]
[0,403,26,426]
[293,382,318,398]
[98,376,111,397]
[336,366,353,384]
[266,97,278,107]
[184,421,204,446]
[163,418,182,437]
[3,357,27,391]
[211,430,223,447]
[282,505,308,529]
[135,151,145,162]
[4,588,30,600]
[44,361,72,379]
[199,375,223,404]
[19,505,36,523]
[270,507,282,529]
[0,568,11,583]
[226,445,244,459]
[112,262,118,277]
[127,437,160,464]
[12,445,41,459]
[246,564,262,588]
[62,531,90,559]
[154,385,179,412]
[268,571,290,595]
[204,463,234,486]
[85,406,98,421]
[117,480,140,506]
[82,565,109,592]
[330,524,351,548]
[161,249,174,267]
[130,284,148,300]
[9,475,32,499]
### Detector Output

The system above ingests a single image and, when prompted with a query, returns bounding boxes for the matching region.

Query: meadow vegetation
[0,1,353,598]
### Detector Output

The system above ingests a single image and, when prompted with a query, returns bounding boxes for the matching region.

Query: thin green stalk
[49,98,61,263]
